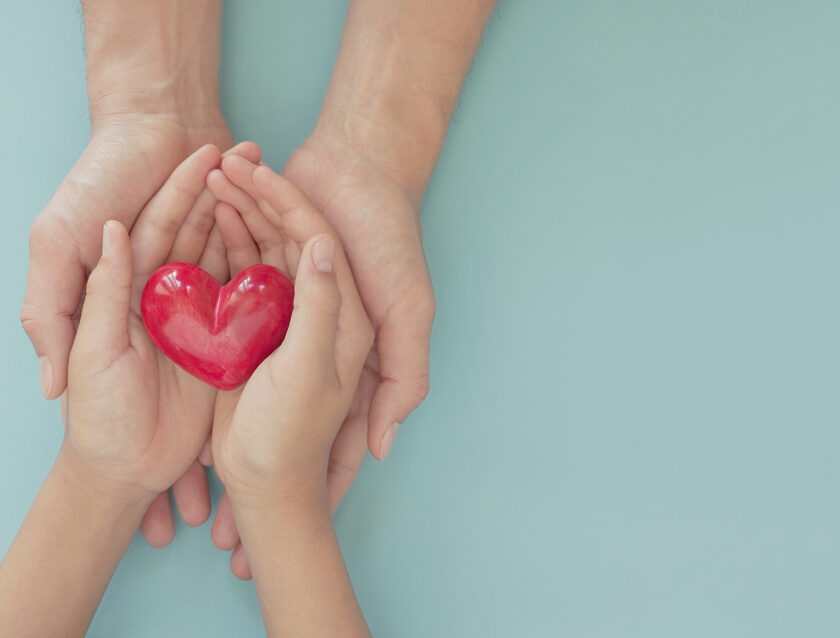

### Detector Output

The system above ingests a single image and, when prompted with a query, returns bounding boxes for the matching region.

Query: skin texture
[21,0,231,549]
[209,163,373,636]
[1,145,231,636]
[209,0,499,578]
[1,154,373,637]
[22,0,497,575]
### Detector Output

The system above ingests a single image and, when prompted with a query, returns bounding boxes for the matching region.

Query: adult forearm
[232,496,370,638]
[82,0,222,123]
[317,0,497,200]
[0,448,150,637]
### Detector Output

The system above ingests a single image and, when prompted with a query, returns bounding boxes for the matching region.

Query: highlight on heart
[3,0,497,634]
[140,261,294,390]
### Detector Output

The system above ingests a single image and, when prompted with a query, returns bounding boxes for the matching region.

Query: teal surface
[3,1,840,636]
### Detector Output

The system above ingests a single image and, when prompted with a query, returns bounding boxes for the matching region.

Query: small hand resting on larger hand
[1,145,247,636]
[204,156,377,578]
[205,163,373,635]
[1,158,373,638]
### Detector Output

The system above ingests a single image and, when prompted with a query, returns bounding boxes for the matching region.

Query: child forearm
[232,495,371,638]
[0,447,151,637]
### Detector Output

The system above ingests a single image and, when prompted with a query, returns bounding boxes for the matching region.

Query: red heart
[141,262,294,390]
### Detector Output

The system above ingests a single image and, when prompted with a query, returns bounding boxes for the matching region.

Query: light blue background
[2,1,840,636]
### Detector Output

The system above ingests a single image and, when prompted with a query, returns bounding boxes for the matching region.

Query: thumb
[74,221,133,360]
[367,296,435,461]
[21,220,86,399]
[279,235,341,373]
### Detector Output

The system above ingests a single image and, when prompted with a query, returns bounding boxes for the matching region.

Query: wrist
[83,0,222,124]
[229,486,331,537]
[87,61,221,126]
[312,96,445,203]
[223,468,328,519]
[54,443,157,514]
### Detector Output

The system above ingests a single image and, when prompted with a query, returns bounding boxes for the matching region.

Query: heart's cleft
[140,262,294,390]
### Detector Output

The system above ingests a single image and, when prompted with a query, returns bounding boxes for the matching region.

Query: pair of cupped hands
[24,133,432,579]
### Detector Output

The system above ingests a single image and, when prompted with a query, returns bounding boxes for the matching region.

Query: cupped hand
[23,113,232,398]
[21,114,248,547]
[65,144,237,502]
[205,156,373,578]
[283,134,436,498]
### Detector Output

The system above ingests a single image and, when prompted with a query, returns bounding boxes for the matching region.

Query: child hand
[63,145,232,504]
[207,159,374,510]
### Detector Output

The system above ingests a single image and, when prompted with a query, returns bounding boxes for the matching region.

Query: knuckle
[327,456,359,482]
[28,215,54,247]
[19,301,41,336]
[411,375,431,404]
[146,214,183,239]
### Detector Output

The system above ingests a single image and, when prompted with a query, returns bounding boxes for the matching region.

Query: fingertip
[100,220,130,262]
[199,438,213,466]
[39,356,54,399]
[377,422,400,461]
[206,168,229,195]
[210,492,239,550]
[140,492,176,548]
[197,143,223,165]
[101,221,113,255]
[230,544,252,580]
[221,153,257,174]
[171,460,212,527]
[224,140,262,164]
[21,318,73,399]
[180,499,211,527]
[143,528,175,549]
[252,164,284,195]
[367,378,428,460]
[252,163,273,180]
[310,234,335,274]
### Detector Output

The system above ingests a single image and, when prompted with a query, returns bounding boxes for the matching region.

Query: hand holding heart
[205,160,373,557]
[64,146,372,552]
[65,144,237,503]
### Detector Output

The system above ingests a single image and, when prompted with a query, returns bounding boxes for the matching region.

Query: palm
[23,115,238,544]
[284,137,435,491]
[207,192,303,488]
[128,312,217,490]
[69,310,211,493]
[93,140,260,545]
[29,116,232,297]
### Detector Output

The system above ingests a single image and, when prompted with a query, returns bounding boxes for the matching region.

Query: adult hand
[207,163,372,635]
[0,144,242,637]
[22,0,233,548]
[272,0,496,494]
[21,119,262,548]
[209,161,372,503]
[204,128,438,581]
[283,134,436,501]
[205,153,378,578]
[23,113,232,400]
[66,144,235,499]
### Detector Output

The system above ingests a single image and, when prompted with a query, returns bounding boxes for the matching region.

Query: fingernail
[102,222,113,256]
[39,356,53,398]
[312,236,335,273]
[380,422,400,460]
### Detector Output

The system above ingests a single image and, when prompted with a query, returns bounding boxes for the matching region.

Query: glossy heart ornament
[141,262,294,390]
